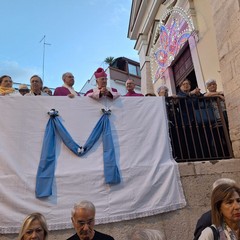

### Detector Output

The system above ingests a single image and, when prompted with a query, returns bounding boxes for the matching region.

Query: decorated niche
[150,6,195,83]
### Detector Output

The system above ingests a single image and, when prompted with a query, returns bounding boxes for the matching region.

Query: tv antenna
[39,35,51,81]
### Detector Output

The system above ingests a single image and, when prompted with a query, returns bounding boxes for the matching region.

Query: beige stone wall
[140,60,153,95]
[209,0,240,158]
[1,159,239,240]
[192,0,223,90]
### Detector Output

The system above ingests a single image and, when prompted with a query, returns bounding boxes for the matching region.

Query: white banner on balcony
[0,96,186,233]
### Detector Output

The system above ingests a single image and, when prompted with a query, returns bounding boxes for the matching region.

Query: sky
[0,0,138,91]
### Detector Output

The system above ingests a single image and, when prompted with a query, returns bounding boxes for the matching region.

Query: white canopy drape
[0,96,186,233]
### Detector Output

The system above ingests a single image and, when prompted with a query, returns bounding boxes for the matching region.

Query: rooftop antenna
[39,35,51,81]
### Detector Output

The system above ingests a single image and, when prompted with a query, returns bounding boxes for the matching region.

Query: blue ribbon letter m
[36,110,121,198]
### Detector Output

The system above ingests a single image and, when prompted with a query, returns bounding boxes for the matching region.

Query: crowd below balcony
[0,68,232,162]
[13,178,240,239]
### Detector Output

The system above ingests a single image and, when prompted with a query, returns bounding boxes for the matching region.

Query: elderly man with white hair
[54,72,80,98]
[124,79,143,96]
[204,79,224,100]
[67,200,114,240]
[204,79,227,121]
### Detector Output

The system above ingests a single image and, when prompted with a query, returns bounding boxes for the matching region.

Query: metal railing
[165,96,233,162]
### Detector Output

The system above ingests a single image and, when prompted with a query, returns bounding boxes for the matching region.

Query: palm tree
[104,56,115,66]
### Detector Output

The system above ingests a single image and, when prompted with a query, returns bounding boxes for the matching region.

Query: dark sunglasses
[19,89,29,92]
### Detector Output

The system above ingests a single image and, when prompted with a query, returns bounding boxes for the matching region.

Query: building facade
[128,0,221,95]
[128,0,240,158]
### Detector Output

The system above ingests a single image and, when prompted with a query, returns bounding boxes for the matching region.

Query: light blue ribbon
[36,109,120,198]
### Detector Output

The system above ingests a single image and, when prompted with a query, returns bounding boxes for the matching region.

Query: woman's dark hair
[0,75,11,84]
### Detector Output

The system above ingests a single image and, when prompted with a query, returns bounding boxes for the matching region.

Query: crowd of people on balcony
[0,69,230,160]
[0,69,227,107]
[1,67,143,98]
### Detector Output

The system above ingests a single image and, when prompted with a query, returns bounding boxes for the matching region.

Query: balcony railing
[165,96,233,162]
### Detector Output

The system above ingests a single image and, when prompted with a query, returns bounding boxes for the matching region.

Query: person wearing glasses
[84,68,119,100]
[124,79,143,96]
[18,212,48,240]
[67,200,114,240]
[18,84,30,96]
[54,72,80,98]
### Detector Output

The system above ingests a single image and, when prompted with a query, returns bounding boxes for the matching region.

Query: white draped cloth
[0,96,186,233]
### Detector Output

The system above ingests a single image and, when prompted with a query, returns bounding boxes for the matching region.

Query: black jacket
[67,230,114,240]
[193,210,212,240]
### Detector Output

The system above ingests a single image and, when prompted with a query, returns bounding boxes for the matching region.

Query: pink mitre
[94,68,107,78]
